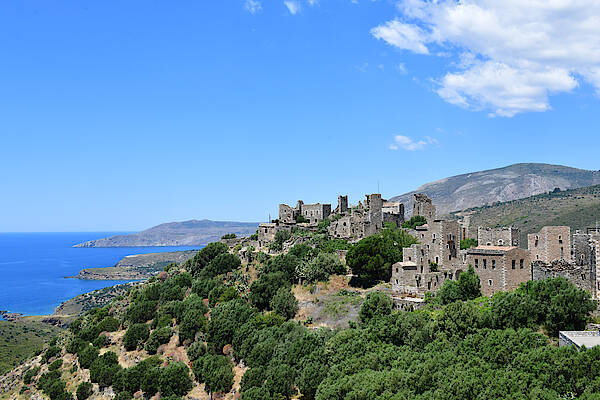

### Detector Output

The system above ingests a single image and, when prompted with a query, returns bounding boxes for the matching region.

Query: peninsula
[73,219,259,247]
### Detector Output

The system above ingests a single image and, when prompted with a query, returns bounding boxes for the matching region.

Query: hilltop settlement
[251,193,600,305]
[4,191,600,400]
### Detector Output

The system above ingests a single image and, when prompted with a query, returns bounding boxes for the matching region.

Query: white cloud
[372,0,600,116]
[307,0,319,6]
[389,135,438,151]
[371,20,429,55]
[244,0,262,14]
[397,62,407,74]
[284,0,301,14]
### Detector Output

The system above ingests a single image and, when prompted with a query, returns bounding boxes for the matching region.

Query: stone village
[256,193,600,303]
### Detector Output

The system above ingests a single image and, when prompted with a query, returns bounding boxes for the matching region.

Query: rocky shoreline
[0,311,23,322]
[67,250,198,280]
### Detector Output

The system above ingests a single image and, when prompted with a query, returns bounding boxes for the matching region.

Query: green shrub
[249,272,290,311]
[123,323,150,351]
[270,287,299,320]
[76,382,93,400]
[126,300,158,323]
[402,215,427,230]
[159,362,193,397]
[186,341,207,362]
[93,334,110,348]
[193,354,234,394]
[179,309,207,343]
[42,345,62,363]
[66,337,87,355]
[145,327,172,354]
[23,366,41,385]
[77,345,99,369]
[359,292,392,323]
[48,359,63,371]
[89,351,121,388]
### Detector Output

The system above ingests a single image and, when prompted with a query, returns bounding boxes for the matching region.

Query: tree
[270,230,292,251]
[437,266,481,305]
[123,323,150,351]
[77,345,99,370]
[299,253,346,283]
[179,309,207,343]
[402,216,427,230]
[186,341,207,362]
[240,366,266,392]
[196,354,234,395]
[207,299,256,352]
[359,292,392,323]
[141,367,161,395]
[346,227,416,285]
[297,359,328,400]
[249,272,290,311]
[460,238,478,250]
[159,362,193,397]
[126,300,158,323]
[265,364,296,398]
[76,382,93,400]
[203,253,242,278]
[145,327,172,354]
[261,254,300,282]
[89,351,121,388]
[288,244,317,261]
[518,277,596,335]
[270,287,299,320]
[187,242,229,277]
[240,386,270,400]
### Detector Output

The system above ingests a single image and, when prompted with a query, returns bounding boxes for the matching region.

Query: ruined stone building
[392,195,600,299]
[413,193,436,221]
[327,193,405,241]
[478,226,520,247]
[259,192,405,249]
[528,226,571,262]
[278,200,331,225]
[392,194,463,296]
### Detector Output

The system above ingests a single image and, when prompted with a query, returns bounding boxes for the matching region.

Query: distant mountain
[454,184,600,246]
[73,219,259,247]
[390,163,600,216]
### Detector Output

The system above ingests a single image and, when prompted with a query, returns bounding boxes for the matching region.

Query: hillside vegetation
[0,320,62,376]
[3,224,600,400]
[454,184,600,245]
[392,163,600,215]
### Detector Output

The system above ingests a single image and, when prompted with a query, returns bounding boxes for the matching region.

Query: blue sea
[0,233,200,317]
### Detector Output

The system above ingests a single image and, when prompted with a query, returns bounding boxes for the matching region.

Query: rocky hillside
[453,184,600,246]
[74,220,259,247]
[70,251,199,280]
[391,163,600,215]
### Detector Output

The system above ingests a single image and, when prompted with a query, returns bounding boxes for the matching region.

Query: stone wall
[478,226,520,247]
[527,226,571,263]
[532,259,594,293]
[466,246,531,296]
[301,203,332,224]
[413,193,436,221]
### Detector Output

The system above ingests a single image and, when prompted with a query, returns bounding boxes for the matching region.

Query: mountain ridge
[73,219,259,247]
[390,163,600,215]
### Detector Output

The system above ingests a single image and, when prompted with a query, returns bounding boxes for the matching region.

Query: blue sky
[1,1,599,231]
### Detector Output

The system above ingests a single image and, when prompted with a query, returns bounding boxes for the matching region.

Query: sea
[0,232,200,317]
